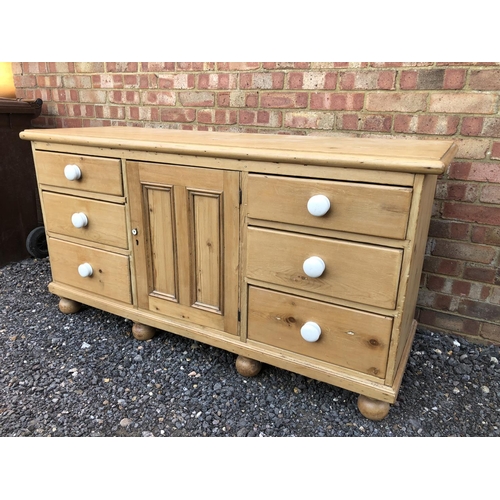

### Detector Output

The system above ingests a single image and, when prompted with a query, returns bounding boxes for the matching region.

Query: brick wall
[12,62,500,345]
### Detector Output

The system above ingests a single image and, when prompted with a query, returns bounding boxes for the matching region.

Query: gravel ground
[1,257,499,437]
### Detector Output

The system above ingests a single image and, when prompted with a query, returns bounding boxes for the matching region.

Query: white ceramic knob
[71,212,88,228]
[78,263,93,278]
[307,195,330,217]
[301,321,322,342]
[64,164,82,181]
[303,256,325,278]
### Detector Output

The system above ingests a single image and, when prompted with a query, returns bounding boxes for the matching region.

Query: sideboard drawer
[247,174,412,239]
[42,192,128,249]
[248,287,392,378]
[49,238,132,304]
[34,151,123,196]
[247,227,402,309]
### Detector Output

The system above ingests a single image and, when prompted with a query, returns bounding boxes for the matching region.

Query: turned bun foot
[132,322,156,341]
[235,355,262,377]
[357,394,391,421]
[58,298,81,314]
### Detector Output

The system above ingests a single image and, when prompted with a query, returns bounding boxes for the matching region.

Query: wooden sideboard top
[21,126,457,174]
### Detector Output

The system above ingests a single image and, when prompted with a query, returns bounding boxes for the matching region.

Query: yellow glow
[0,62,16,98]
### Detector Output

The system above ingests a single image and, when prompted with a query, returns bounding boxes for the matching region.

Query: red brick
[58,117,83,127]
[458,299,500,322]
[179,92,214,107]
[263,63,310,69]
[66,104,95,117]
[423,256,463,276]
[469,69,500,90]
[482,118,500,137]
[340,71,395,90]
[338,113,392,132]
[480,184,500,204]
[428,219,471,240]
[216,63,260,71]
[471,226,500,245]
[47,62,75,73]
[123,75,139,88]
[489,287,500,305]
[444,69,466,89]
[400,69,447,89]
[62,75,92,89]
[36,75,62,88]
[10,63,22,75]
[32,88,52,102]
[449,161,500,182]
[394,114,459,135]
[13,75,36,88]
[53,104,66,116]
[461,117,484,136]
[418,309,481,336]
[80,119,111,127]
[417,290,453,311]
[92,75,123,89]
[74,62,104,73]
[491,142,500,159]
[141,62,175,72]
[160,108,196,122]
[217,91,258,108]
[240,73,284,90]
[177,63,215,71]
[429,93,496,114]
[431,239,496,264]
[427,275,448,293]
[400,71,418,89]
[22,62,47,73]
[52,89,79,102]
[366,92,427,112]
[310,93,363,111]
[464,264,497,283]
[127,107,160,121]
[436,180,478,202]
[454,138,490,160]
[443,202,500,225]
[480,322,500,344]
[284,111,334,130]
[106,62,138,72]
[139,75,154,89]
[109,90,140,105]
[288,72,337,90]
[459,281,491,300]
[142,91,176,106]
[95,105,125,120]
[79,90,107,104]
[461,117,500,137]
[451,279,471,297]
[198,73,237,90]
[261,92,308,108]
[238,110,282,127]
[197,109,238,125]
[159,74,196,90]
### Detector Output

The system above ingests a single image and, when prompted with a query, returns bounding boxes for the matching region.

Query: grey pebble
[0,258,499,437]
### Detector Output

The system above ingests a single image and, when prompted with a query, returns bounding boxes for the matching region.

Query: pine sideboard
[20,127,456,420]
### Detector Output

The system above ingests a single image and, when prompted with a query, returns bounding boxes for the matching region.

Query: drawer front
[42,192,128,249]
[247,227,402,309]
[34,151,123,196]
[247,174,412,239]
[49,238,132,303]
[248,287,392,378]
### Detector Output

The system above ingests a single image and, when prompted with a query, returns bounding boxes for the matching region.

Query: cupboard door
[127,161,240,335]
